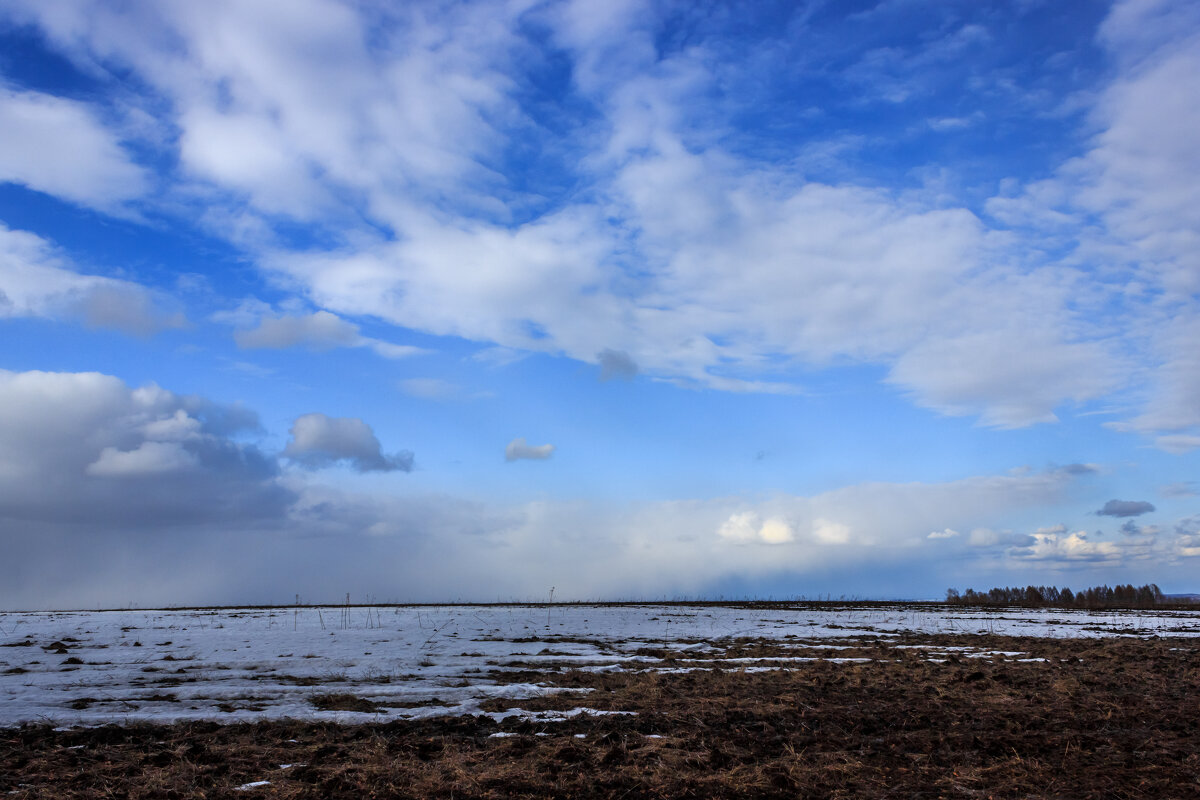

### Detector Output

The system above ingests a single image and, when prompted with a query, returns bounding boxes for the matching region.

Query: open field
[3,604,1200,797]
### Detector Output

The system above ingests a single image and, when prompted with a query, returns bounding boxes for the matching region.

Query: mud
[2,634,1197,798]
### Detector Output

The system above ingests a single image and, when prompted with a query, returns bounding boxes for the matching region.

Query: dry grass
[2,634,1198,798]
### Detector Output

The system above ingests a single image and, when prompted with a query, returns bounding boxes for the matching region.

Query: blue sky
[1,0,1198,608]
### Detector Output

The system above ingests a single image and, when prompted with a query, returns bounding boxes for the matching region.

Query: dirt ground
[2,634,1198,799]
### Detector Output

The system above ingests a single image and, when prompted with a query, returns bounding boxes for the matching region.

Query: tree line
[945,583,1166,609]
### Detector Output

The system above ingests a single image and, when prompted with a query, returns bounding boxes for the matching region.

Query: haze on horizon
[0,0,1197,609]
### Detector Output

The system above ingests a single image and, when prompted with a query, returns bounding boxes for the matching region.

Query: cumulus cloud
[717,512,794,545]
[0,399,1128,608]
[597,348,638,381]
[259,463,1107,602]
[717,511,757,542]
[1011,528,1122,563]
[283,413,413,472]
[759,518,795,545]
[1098,499,1156,517]
[1174,516,1200,558]
[927,528,959,539]
[233,310,425,359]
[505,437,555,462]
[86,441,200,477]
[812,518,851,545]
[1177,539,1200,558]
[0,369,288,527]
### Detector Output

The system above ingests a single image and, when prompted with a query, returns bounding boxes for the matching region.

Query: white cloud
[179,106,328,219]
[470,346,528,368]
[759,517,795,544]
[505,437,555,462]
[928,115,977,131]
[717,511,758,542]
[4,0,1196,435]
[967,528,1035,548]
[888,327,1116,428]
[0,224,108,316]
[812,518,851,545]
[1153,435,1200,454]
[0,223,185,335]
[270,463,1099,601]
[235,310,359,350]
[0,380,1143,606]
[0,369,286,526]
[1174,516,1200,558]
[0,86,147,211]
[13,0,525,223]
[86,441,199,477]
[399,378,461,400]
[232,310,426,359]
[717,512,794,545]
[983,0,1200,440]
[927,528,959,539]
[367,340,427,359]
[142,409,205,442]
[1011,528,1122,563]
[1126,317,1200,440]
[283,413,413,472]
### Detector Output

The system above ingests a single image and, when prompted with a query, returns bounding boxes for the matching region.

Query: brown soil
[2,635,1198,799]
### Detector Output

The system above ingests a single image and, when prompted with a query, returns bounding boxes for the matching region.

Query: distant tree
[945,582,1169,610]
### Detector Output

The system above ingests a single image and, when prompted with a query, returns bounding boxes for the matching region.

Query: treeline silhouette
[946,583,1166,609]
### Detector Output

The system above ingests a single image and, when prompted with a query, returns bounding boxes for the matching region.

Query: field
[3,603,1199,798]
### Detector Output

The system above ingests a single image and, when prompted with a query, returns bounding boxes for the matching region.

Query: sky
[0,0,1198,609]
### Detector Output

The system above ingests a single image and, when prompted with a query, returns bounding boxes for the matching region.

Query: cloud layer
[0,0,1195,439]
[0,369,1197,608]
[1,3,1199,608]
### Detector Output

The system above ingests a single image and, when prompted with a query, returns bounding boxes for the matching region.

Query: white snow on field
[1,604,1197,727]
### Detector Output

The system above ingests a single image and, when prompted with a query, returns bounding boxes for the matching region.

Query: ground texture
[3,634,1198,799]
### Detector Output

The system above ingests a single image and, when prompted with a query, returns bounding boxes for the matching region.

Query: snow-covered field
[3,604,1198,727]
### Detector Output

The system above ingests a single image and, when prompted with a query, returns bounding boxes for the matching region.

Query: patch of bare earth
[1,635,1198,798]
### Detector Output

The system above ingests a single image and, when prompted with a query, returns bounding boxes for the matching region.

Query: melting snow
[1,603,1197,727]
